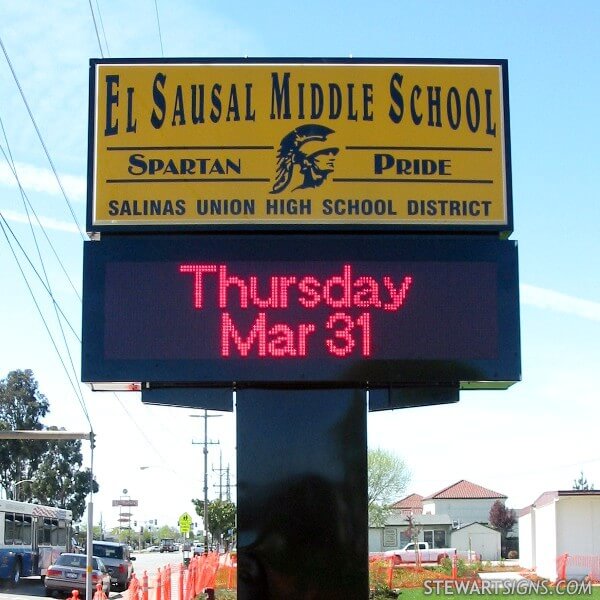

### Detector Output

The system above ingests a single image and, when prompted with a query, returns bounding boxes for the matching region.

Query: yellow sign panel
[178,512,192,532]
[89,60,511,230]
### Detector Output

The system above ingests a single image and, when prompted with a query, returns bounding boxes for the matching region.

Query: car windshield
[93,544,123,559]
[56,555,86,568]
[56,555,102,570]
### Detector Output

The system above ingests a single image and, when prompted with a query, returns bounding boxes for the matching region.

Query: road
[0,551,184,600]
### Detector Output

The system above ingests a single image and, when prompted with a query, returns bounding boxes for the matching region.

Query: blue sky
[0,1,598,530]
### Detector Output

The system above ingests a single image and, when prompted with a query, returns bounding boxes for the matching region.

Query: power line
[0,205,80,341]
[0,117,90,428]
[154,0,165,57]
[0,34,86,240]
[0,133,81,302]
[111,391,170,465]
[0,217,92,430]
[94,0,111,57]
[87,0,105,57]
[0,7,184,471]
[1,140,168,464]
[1,138,85,430]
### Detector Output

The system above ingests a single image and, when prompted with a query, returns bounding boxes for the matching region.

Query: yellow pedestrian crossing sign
[178,512,192,533]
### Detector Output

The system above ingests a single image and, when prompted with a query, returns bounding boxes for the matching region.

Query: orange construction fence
[556,553,600,583]
[368,554,463,590]
[64,583,111,600]
[127,550,485,596]
[126,552,238,600]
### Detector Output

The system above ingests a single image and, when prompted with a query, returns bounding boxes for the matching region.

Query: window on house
[399,530,412,546]
[423,529,446,548]
[383,527,398,548]
[434,529,446,548]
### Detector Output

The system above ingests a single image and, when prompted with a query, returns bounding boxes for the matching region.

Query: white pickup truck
[384,542,456,564]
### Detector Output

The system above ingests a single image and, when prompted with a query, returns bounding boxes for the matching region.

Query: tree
[192,497,236,549]
[30,427,99,521]
[573,471,594,490]
[488,500,516,536]
[0,369,49,489]
[0,370,99,520]
[367,448,411,527]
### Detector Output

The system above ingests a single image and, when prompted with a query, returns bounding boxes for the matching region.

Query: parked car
[92,540,135,591]
[192,543,205,556]
[44,553,110,597]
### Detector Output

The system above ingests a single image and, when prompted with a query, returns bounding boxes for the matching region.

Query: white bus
[0,499,73,585]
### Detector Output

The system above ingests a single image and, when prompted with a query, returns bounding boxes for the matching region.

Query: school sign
[88,58,512,232]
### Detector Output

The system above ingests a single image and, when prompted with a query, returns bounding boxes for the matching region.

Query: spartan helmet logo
[270,124,339,194]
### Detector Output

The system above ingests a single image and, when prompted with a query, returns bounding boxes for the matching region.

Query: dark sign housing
[82,234,520,388]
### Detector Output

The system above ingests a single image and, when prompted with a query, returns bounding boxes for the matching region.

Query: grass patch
[375,584,600,600]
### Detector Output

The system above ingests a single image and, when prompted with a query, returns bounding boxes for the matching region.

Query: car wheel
[44,587,54,597]
[437,553,448,564]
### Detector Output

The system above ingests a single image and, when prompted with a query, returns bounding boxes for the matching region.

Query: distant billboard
[112,499,138,507]
[88,58,511,232]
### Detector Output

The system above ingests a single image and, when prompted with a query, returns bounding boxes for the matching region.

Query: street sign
[178,512,193,533]
[88,58,511,232]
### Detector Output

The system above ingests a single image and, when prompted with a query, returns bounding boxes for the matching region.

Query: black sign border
[86,57,513,235]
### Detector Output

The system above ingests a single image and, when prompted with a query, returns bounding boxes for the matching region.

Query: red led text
[179,263,413,358]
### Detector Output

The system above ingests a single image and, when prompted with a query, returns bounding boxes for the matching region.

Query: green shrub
[370,583,401,599]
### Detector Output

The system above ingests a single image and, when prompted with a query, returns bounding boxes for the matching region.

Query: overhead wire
[87,0,105,57]
[84,0,175,464]
[94,0,111,57]
[0,191,80,341]
[0,123,81,302]
[110,392,170,464]
[0,4,178,465]
[0,26,92,433]
[154,0,165,57]
[0,215,93,431]
[0,149,168,461]
[0,129,87,434]
[0,34,86,241]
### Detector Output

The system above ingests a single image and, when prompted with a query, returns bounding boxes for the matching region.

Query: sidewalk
[479,572,526,582]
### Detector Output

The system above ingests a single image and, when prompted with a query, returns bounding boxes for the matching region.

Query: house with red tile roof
[369,480,507,560]
[422,479,507,525]
[390,493,423,515]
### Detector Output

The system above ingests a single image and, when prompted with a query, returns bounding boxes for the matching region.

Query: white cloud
[1,208,80,234]
[521,283,600,322]
[0,161,86,203]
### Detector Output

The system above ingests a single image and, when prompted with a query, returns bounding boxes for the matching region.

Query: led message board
[81,235,520,388]
[88,58,511,232]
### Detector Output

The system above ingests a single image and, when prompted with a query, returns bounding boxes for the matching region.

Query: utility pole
[191,410,220,552]
[225,466,232,503]
[213,451,228,501]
